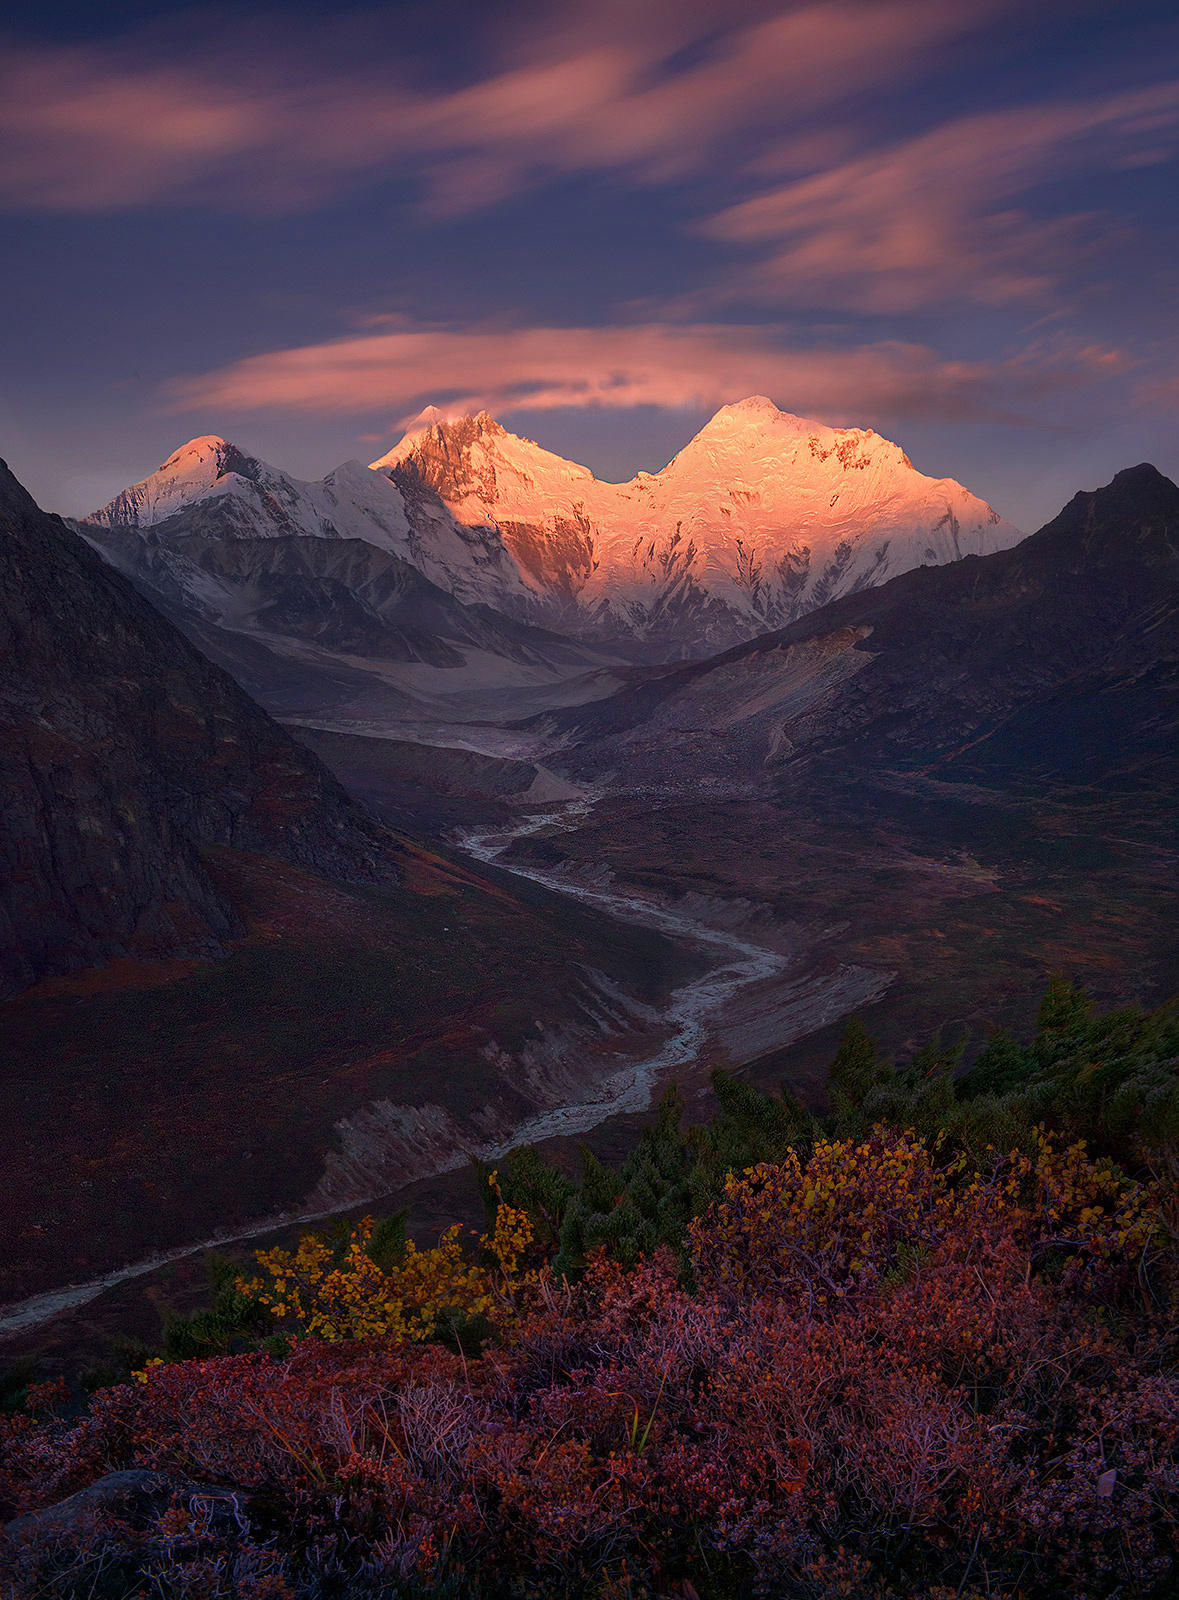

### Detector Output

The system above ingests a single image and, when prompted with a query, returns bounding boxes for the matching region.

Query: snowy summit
[86,399,1022,658]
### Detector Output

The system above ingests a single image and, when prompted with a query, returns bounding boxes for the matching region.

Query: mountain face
[552,463,1179,791]
[0,459,399,998]
[83,438,620,728]
[86,435,415,552]
[85,401,1021,691]
[373,397,1022,654]
[88,522,600,673]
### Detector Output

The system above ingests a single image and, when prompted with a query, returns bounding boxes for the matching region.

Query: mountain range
[375,397,1020,651]
[3,415,1177,1346]
[82,435,620,732]
[79,401,1021,740]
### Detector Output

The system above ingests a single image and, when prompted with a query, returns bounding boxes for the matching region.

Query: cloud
[165,318,1128,431]
[1135,369,1179,410]
[0,1,1002,214]
[706,83,1179,310]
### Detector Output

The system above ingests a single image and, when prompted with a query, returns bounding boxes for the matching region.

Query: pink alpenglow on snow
[370,397,1020,648]
[87,398,1021,658]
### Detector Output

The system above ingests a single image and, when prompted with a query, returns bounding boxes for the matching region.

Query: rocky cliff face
[0,460,398,997]
[88,522,598,670]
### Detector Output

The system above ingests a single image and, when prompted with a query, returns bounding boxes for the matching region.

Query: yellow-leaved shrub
[239,1183,536,1343]
[690,1127,1159,1306]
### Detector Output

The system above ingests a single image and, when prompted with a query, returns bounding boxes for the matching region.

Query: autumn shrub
[238,1187,536,1346]
[689,1127,954,1306]
[3,1123,1174,1600]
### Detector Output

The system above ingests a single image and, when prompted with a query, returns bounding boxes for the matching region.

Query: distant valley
[2,410,1177,1347]
[0,456,697,1314]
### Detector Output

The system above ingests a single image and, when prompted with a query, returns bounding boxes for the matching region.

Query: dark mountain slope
[86,517,609,671]
[505,467,1179,1105]
[555,464,1179,786]
[0,459,398,997]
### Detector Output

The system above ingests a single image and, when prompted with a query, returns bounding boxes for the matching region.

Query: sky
[2,0,1178,531]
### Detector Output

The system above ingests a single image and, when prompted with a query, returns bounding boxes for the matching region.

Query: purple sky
[3,0,1178,531]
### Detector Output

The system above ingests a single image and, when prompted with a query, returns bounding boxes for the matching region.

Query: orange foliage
[1,1132,1173,1599]
[238,1185,535,1343]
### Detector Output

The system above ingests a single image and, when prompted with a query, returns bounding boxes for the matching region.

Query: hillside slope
[554,463,1179,787]
[0,459,397,997]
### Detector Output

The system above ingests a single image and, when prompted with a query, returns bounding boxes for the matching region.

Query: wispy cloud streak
[0,2,999,213]
[168,319,1128,429]
[707,84,1179,310]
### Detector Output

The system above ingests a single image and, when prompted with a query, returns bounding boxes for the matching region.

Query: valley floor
[492,772,1179,1096]
[4,738,1177,1368]
[0,790,879,1346]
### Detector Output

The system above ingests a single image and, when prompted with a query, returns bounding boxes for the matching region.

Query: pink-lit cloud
[706,84,1179,311]
[0,2,1003,214]
[6,1,1172,332]
[166,318,1130,431]
[1135,369,1179,410]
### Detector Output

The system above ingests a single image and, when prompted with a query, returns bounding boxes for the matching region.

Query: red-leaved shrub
[2,1131,1174,1598]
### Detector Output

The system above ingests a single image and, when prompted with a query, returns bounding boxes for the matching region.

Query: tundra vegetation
[2,979,1177,1599]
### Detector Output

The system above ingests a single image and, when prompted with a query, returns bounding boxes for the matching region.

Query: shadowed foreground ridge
[0,459,399,997]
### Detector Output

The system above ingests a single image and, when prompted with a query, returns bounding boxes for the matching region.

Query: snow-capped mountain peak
[85,435,266,529]
[373,408,568,482]
[84,435,418,558]
[372,397,1021,653]
[372,407,509,471]
[696,394,783,429]
[88,400,1023,660]
[665,399,909,475]
[164,433,234,463]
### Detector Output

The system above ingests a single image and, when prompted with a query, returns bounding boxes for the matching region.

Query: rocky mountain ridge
[85,400,1022,671]
[0,459,400,997]
[86,435,412,553]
